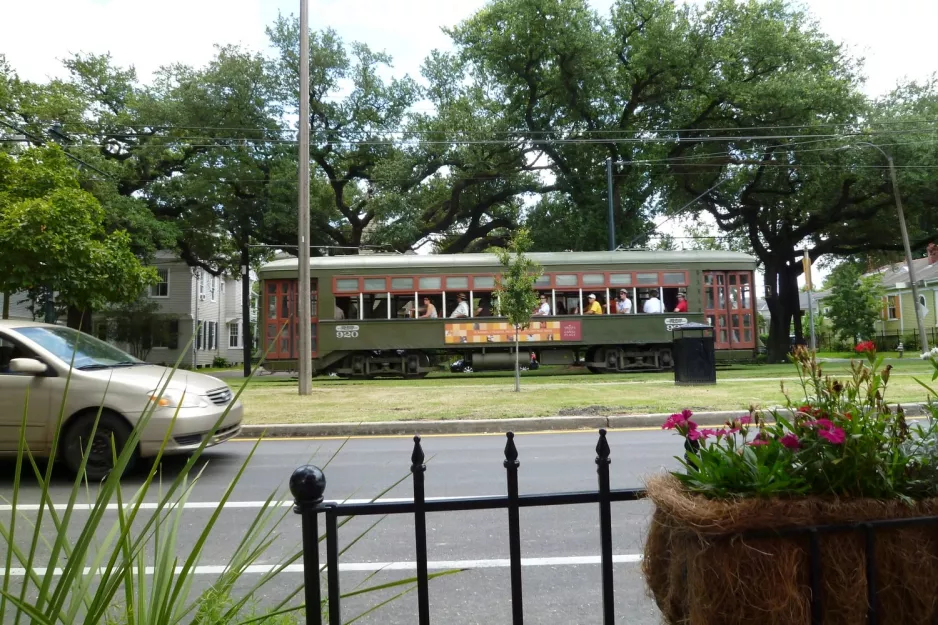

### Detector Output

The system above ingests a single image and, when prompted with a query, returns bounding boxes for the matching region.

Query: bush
[663,345,938,499]
[212,355,230,368]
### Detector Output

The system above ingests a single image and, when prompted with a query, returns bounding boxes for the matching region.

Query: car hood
[76,365,228,395]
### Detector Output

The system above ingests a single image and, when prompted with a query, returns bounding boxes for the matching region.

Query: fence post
[325,506,341,625]
[291,465,326,625]
[411,435,431,625]
[595,429,615,625]
[504,432,523,625]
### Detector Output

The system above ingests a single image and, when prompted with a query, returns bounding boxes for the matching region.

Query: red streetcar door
[703,271,755,350]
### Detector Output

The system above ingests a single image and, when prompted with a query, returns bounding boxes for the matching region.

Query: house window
[150,268,169,298]
[210,276,217,302]
[208,321,217,350]
[229,322,240,348]
[883,296,899,320]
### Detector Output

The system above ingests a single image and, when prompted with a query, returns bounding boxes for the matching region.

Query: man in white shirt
[450,293,470,318]
[615,289,632,314]
[534,294,551,316]
[643,294,663,313]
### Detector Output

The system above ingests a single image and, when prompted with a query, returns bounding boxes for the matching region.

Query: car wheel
[62,411,136,480]
[462,365,474,374]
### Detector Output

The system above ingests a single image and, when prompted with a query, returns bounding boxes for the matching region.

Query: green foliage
[494,229,542,391]
[100,299,179,360]
[668,347,938,500]
[0,147,156,311]
[824,263,885,344]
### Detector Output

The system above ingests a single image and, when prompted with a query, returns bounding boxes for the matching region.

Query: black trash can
[672,322,717,385]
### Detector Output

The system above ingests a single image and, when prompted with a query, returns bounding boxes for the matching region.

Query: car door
[0,332,53,454]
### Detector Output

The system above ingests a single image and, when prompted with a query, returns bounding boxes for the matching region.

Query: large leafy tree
[0,147,155,325]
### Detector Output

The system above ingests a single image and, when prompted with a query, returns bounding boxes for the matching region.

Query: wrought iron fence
[289,429,646,625]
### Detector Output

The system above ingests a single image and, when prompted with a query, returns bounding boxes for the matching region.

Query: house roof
[870,257,938,288]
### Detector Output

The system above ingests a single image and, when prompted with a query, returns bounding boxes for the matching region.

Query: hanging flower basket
[643,346,938,625]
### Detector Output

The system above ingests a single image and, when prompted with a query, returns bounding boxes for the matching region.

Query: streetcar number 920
[336,325,360,339]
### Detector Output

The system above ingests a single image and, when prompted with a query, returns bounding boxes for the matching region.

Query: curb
[239,403,932,438]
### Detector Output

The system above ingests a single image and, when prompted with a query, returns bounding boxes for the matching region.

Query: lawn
[229,360,938,425]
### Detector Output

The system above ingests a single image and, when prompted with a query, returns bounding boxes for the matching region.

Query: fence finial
[596,429,611,465]
[504,431,520,468]
[290,465,326,508]
[411,434,426,472]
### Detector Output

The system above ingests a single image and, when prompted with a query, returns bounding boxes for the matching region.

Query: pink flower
[700,428,729,439]
[662,413,686,430]
[738,416,753,425]
[780,434,801,450]
[681,409,694,420]
[749,438,771,446]
[808,418,834,430]
[818,426,846,445]
[686,419,698,431]
[687,429,704,441]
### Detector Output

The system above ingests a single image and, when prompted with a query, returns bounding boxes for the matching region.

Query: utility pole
[802,249,816,351]
[856,142,929,352]
[297,0,313,395]
[241,247,252,378]
[605,158,616,251]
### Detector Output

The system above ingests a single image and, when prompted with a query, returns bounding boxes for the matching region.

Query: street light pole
[858,142,929,352]
[297,0,313,395]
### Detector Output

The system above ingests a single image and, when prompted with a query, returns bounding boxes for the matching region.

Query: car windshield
[15,326,142,370]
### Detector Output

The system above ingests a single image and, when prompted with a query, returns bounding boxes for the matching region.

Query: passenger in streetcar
[643,292,663,313]
[419,296,438,319]
[615,289,632,314]
[585,294,603,315]
[451,293,470,318]
[673,292,688,313]
[534,294,551,316]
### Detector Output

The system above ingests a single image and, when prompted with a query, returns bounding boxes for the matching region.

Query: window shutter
[168,320,179,349]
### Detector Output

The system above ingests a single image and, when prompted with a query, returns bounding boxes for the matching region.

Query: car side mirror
[9,358,49,376]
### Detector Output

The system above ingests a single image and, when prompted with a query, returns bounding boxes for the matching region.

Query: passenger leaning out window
[673,292,688,313]
[643,293,663,313]
[534,294,551,316]
[450,293,470,318]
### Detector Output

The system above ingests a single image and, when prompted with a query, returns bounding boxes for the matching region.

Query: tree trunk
[2,292,8,319]
[66,305,93,333]
[514,327,520,392]
[764,259,801,363]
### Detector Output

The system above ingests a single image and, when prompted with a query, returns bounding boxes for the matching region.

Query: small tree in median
[494,229,542,392]
[825,263,885,346]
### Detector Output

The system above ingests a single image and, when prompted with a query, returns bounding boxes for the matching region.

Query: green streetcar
[257,250,758,377]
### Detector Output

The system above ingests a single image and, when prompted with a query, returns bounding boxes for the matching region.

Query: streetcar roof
[259,250,757,274]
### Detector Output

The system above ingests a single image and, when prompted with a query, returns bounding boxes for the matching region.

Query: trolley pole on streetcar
[297,0,313,395]
[605,157,616,251]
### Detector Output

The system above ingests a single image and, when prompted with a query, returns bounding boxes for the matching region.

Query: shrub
[663,344,938,500]
[212,355,230,368]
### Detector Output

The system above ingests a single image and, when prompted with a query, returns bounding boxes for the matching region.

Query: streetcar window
[636,273,658,286]
[554,274,577,287]
[393,295,416,318]
[364,278,387,292]
[446,276,469,290]
[662,272,686,286]
[334,297,358,320]
[637,288,660,312]
[555,291,579,315]
[473,294,496,317]
[609,273,631,286]
[582,273,604,287]
[391,277,414,291]
[362,293,390,319]
[663,288,680,312]
[534,275,550,288]
[336,278,360,292]
[473,276,495,289]
[419,276,442,290]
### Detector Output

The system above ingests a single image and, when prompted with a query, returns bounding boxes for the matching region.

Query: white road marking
[0,494,523,513]
[0,554,642,577]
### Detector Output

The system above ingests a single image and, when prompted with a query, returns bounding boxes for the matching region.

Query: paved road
[0,429,682,624]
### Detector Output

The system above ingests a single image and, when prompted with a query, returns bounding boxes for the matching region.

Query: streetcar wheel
[587,366,605,374]
[462,365,474,374]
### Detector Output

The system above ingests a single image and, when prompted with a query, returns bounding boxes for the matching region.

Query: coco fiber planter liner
[643,474,938,625]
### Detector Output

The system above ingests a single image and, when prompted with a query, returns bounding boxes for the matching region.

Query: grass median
[231,360,938,425]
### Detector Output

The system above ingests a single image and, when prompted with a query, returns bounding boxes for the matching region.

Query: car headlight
[147,389,208,409]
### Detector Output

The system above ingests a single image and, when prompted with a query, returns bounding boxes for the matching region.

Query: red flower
[662,413,686,430]
[810,418,834,430]
[818,426,846,445]
[687,429,704,441]
[855,341,877,354]
[738,416,753,425]
[780,434,801,450]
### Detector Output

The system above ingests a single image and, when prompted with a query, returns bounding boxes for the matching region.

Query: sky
[4,0,937,290]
